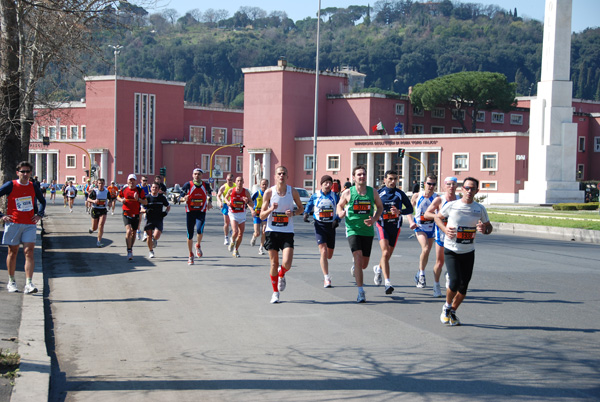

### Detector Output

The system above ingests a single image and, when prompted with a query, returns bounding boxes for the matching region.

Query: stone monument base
[519,180,583,204]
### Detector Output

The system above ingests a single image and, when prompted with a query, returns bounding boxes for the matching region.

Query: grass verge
[488,212,600,231]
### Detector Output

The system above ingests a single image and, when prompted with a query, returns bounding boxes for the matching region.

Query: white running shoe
[195,243,203,258]
[233,249,240,258]
[228,241,235,252]
[415,272,426,288]
[324,278,332,288]
[277,268,286,292]
[142,233,148,241]
[373,265,382,286]
[127,251,133,261]
[270,292,280,304]
[96,241,103,248]
[24,282,38,294]
[148,251,155,258]
[224,236,230,246]
[258,246,266,255]
[136,230,142,240]
[250,236,256,246]
[188,255,194,265]
[433,283,442,298]
[7,281,18,293]
[357,289,366,303]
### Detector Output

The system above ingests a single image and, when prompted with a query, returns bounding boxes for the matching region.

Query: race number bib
[352,200,371,215]
[456,226,476,244]
[15,196,33,212]
[318,207,334,222]
[272,211,289,227]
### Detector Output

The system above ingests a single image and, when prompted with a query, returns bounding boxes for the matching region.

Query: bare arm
[424,197,442,221]
[259,189,274,221]
[336,188,351,219]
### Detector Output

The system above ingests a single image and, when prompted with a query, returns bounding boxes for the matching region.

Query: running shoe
[111,211,114,215]
[224,236,230,246]
[350,265,355,277]
[440,305,451,324]
[258,246,266,255]
[142,233,148,241]
[195,243,203,258]
[233,249,240,258]
[324,278,332,288]
[373,265,382,286]
[414,272,426,288]
[96,241,103,248]
[127,251,133,261]
[228,240,235,252]
[357,289,366,303]
[7,281,18,293]
[24,282,38,294]
[153,238,157,248]
[136,230,142,240]
[270,292,280,304]
[449,310,461,326]
[250,236,256,246]
[433,283,442,298]
[69,208,73,213]
[188,255,194,265]
[88,228,93,234]
[148,250,155,259]
[385,285,395,295]
[277,268,286,292]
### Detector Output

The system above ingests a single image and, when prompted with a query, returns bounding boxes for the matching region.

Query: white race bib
[15,196,33,212]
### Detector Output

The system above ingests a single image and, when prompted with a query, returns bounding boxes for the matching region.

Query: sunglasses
[426,182,436,186]
[463,186,477,192]
[19,170,31,173]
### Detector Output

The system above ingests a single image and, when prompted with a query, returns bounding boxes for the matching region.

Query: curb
[11,228,51,402]
[491,221,600,244]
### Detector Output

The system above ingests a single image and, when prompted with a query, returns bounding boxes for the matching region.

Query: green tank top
[345,186,375,237]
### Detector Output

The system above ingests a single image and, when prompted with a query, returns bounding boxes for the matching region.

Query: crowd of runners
[0,162,492,326]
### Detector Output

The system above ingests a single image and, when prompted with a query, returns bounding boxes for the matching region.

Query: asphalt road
[41,200,600,401]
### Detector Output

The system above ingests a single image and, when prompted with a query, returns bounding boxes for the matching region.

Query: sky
[146,0,599,33]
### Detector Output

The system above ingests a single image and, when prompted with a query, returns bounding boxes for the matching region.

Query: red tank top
[185,181,209,212]
[7,180,36,224]
[119,186,145,216]
[229,186,246,213]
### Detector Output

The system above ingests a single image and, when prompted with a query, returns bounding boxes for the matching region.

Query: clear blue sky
[148,0,599,33]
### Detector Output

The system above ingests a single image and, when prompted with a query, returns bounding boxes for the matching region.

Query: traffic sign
[209,178,215,184]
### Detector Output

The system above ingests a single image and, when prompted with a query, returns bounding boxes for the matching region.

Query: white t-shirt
[440,200,489,254]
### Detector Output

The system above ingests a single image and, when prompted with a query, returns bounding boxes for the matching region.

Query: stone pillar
[519,0,583,203]
[366,152,374,187]
[47,153,54,182]
[384,152,392,174]
[100,150,108,181]
[420,152,428,182]
[35,153,43,179]
[402,152,409,191]
[263,151,271,183]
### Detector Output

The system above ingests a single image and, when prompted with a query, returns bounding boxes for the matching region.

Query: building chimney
[277,56,287,68]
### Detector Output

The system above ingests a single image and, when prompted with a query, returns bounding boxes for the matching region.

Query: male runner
[225,176,253,258]
[260,166,304,304]
[435,177,492,326]
[142,182,170,258]
[424,176,460,297]
[87,178,109,247]
[64,180,78,213]
[49,179,57,204]
[107,181,119,215]
[154,175,167,194]
[337,165,383,303]
[83,179,92,213]
[217,174,235,246]
[137,176,152,240]
[250,179,269,255]
[0,161,45,294]
[303,175,340,288]
[180,168,212,265]
[407,173,439,289]
[373,170,413,295]
[117,174,147,261]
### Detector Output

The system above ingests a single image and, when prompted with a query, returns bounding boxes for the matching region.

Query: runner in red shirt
[117,174,147,261]
[224,176,252,258]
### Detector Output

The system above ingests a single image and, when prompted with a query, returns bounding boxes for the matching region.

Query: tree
[410,71,516,132]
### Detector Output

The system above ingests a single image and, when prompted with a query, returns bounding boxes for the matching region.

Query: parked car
[294,187,311,209]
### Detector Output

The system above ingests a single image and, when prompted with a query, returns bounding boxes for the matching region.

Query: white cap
[127,174,137,181]
[444,176,458,183]
[193,168,204,174]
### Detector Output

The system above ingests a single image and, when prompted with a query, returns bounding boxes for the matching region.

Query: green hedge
[552,202,599,211]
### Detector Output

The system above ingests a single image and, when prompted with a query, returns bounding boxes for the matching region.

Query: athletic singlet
[184,181,210,213]
[50,184,57,193]
[120,186,145,216]
[229,186,247,213]
[6,180,37,224]
[266,185,295,233]
[138,184,151,196]
[415,193,437,232]
[90,188,109,210]
[310,190,337,222]
[220,182,235,204]
[252,189,264,212]
[345,186,375,237]
[65,185,77,198]
[441,200,489,254]
[377,186,410,228]
[107,185,118,198]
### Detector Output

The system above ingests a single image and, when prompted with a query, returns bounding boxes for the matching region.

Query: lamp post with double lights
[109,45,122,183]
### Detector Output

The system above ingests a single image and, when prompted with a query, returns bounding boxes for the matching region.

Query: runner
[116,174,147,261]
[225,176,253,258]
[49,179,57,204]
[250,179,269,255]
[107,181,119,215]
[260,166,304,304]
[336,165,383,303]
[180,168,212,265]
[303,175,340,288]
[373,170,413,295]
[62,181,69,208]
[407,173,439,289]
[217,174,235,246]
[137,176,152,240]
[83,179,92,213]
[87,178,109,247]
[64,180,78,213]
[40,179,48,198]
[424,176,460,297]
[435,177,492,326]
[154,175,167,194]
[0,161,46,294]
[142,182,170,258]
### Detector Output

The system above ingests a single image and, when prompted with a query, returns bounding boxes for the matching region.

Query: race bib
[272,211,289,226]
[97,200,106,206]
[418,215,434,224]
[191,198,205,207]
[319,208,334,221]
[353,200,371,215]
[456,226,476,244]
[15,196,33,212]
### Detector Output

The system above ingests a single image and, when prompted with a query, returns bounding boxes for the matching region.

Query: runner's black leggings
[444,249,475,295]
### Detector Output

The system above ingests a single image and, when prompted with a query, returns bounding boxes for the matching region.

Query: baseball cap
[193,168,204,174]
[127,174,137,181]
[444,176,458,183]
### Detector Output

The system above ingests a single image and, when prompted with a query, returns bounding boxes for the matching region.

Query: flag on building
[372,121,385,133]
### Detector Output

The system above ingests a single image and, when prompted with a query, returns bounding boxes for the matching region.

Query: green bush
[552,202,599,211]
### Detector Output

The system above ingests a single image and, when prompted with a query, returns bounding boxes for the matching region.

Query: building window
[452,109,465,120]
[476,111,485,122]
[452,127,464,133]
[81,126,86,140]
[577,164,584,179]
[37,126,45,140]
[431,126,445,134]
[70,126,78,140]
[65,176,75,183]
[82,154,87,169]
[211,128,227,145]
[475,129,485,133]
[304,155,314,171]
[481,153,498,171]
[190,126,206,143]
[491,112,504,124]
[395,103,405,115]
[66,155,76,168]
[431,108,445,119]
[202,154,210,171]
[412,106,424,117]
[327,154,340,171]
[412,124,424,134]
[510,114,523,125]
[236,156,243,173]
[594,137,600,152]
[59,126,67,140]
[578,137,585,152]
[303,180,313,189]
[232,128,243,144]
[481,181,497,191]
[453,153,469,171]
[49,126,57,140]
[215,155,231,172]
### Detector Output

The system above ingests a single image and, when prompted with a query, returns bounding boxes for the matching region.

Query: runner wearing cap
[87,178,109,247]
[137,176,152,241]
[180,168,212,265]
[224,176,253,258]
[424,176,461,297]
[117,173,147,261]
[217,174,235,246]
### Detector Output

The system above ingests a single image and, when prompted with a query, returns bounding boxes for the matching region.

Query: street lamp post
[312,0,321,195]
[109,45,122,183]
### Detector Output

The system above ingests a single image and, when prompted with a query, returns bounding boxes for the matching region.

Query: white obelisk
[519,0,583,204]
